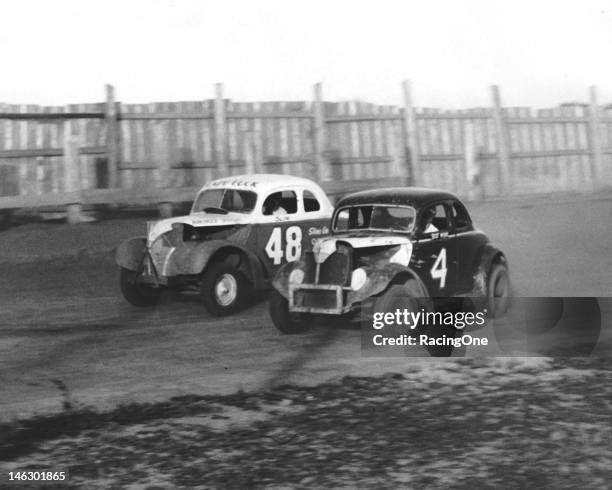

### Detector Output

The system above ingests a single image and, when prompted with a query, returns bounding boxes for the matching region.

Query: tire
[373,281,456,357]
[373,283,421,322]
[119,267,161,307]
[371,282,420,353]
[488,262,510,318]
[269,289,310,334]
[201,262,249,316]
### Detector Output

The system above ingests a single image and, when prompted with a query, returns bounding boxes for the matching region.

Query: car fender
[473,244,507,295]
[116,237,147,271]
[348,263,429,305]
[272,259,309,299]
[165,239,267,288]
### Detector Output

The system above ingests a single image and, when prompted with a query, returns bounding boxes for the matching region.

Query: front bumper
[288,284,353,315]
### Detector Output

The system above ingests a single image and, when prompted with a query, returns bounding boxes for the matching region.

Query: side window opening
[420,204,450,235]
[303,190,321,212]
[451,202,470,230]
[262,190,298,215]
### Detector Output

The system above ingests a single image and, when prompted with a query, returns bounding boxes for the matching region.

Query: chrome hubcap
[215,273,238,306]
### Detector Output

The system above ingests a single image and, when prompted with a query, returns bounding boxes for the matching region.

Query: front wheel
[373,281,455,357]
[200,262,249,316]
[488,262,510,318]
[269,290,310,334]
[119,267,161,307]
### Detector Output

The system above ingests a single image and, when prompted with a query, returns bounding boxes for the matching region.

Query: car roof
[201,174,323,194]
[336,187,460,209]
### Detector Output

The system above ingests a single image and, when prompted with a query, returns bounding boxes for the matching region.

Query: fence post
[490,85,511,194]
[214,83,229,177]
[402,80,421,186]
[313,82,331,181]
[588,85,603,190]
[105,84,119,188]
[63,121,82,224]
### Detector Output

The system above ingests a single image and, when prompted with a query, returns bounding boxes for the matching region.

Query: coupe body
[116,174,333,315]
[270,187,510,333]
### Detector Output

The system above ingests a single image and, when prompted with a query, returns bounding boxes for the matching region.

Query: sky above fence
[2,0,611,107]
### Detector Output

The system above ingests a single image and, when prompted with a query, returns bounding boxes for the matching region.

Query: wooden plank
[388,108,405,180]
[402,81,421,185]
[252,102,263,174]
[214,83,229,177]
[105,84,119,188]
[0,191,81,209]
[302,102,316,178]
[271,101,283,175]
[342,101,353,179]
[326,113,402,123]
[0,112,104,120]
[17,105,29,195]
[150,102,163,187]
[418,111,490,120]
[227,111,311,119]
[551,106,566,190]
[491,85,511,194]
[507,116,589,124]
[463,120,476,199]
[322,156,393,165]
[226,100,238,169]
[119,112,213,120]
[507,108,521,188]
[313,83,331,180]
[356,102,366,163]
[243,105,256,175]
[588,86,604,189]
[279,102,290,161]
[0,148,63,158]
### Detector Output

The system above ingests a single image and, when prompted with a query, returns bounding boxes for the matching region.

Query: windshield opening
[333,205,416,233]
[192,188,257,214]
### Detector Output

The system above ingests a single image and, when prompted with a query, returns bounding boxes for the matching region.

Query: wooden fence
[1,82,611,221]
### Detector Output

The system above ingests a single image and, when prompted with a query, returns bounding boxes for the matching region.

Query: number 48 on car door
[265,225,302,265]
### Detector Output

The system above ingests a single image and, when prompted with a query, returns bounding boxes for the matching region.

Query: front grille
[319,246,352,285]
[294,289,338,309]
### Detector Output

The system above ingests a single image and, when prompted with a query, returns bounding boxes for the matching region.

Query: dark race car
[116,174,333,315]
[270,187,510,334]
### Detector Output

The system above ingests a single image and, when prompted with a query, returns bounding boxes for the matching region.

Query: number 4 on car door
[265,226,302,265]
[430,247,447,288]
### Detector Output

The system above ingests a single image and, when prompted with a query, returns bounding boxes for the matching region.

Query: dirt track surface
[1,359,611,489]
[0,193,611,487]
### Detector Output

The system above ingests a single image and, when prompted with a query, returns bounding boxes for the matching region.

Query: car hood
[147,212,251,244]
[312,235,411,264]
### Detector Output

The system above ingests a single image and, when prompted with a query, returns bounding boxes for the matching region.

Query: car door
[449,200,489,294]
[257,187,330,276]
[409,202,458,297]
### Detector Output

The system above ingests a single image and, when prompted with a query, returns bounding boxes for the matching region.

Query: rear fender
[116,237,147,271]
[473,244,507,295]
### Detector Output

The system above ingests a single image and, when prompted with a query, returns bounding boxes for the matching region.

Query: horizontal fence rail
[1,82,611,222]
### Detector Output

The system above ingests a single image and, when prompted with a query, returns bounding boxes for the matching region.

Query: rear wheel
[119,267,161,307]
[488,262,510,318]
[269,290,310,334]
[201,262,249,316]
